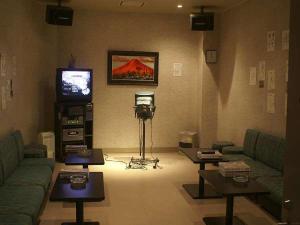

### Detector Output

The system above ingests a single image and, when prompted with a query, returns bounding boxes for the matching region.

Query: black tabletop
[65,149,105,166]
[200,170,270,196]
[50,172,105,202]
[180,148,225,164]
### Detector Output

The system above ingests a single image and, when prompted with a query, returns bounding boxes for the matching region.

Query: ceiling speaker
[46,5,73,26]
[190,13,214,31]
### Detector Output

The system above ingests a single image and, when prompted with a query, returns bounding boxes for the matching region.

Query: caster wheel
[153,166,156,169]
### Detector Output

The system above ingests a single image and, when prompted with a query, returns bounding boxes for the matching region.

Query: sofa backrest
[255,133,283,171]
[243,129,260,158]
[0,134,20,180]
[11,130,25,161]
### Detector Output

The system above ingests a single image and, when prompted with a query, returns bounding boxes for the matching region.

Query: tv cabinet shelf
[55,102,93,162]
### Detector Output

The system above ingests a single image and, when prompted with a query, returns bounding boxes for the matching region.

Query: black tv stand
[55,102,93,162]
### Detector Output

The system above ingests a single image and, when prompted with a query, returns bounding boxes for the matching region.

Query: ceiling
[39,0,246,14]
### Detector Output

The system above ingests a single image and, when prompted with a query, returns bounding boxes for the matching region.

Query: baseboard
[102,147,178,153]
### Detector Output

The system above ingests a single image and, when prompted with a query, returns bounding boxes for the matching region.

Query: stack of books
[219,161,250,177]
[65,145,87,153]
[197,150,223,159]
[59,168,89,179]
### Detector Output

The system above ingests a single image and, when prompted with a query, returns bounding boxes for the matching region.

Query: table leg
[182,163,222,199]
[76,201,84,225]
[199,163,205,196]
[226,196,234,225]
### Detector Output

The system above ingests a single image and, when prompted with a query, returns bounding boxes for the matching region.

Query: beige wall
[0,0,57,142]
[217,0,289,145]
[57,12,201,149]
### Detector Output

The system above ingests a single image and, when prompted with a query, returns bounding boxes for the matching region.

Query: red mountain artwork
[112,59,154,80]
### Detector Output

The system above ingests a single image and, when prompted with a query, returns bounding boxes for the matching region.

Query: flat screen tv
[56,68,93,102]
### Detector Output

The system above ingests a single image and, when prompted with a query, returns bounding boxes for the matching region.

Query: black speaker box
[46,5,73,26]
[190,13,214,31]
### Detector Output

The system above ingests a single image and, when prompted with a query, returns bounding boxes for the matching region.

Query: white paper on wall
[173,63,183,77]
[1,86,6,111]
[267,70,276,90]
[267,92,275,114]
[267,31,276,52]
[285,60,289,82]
[282,30,290,50]
[258,61,266,81]
[0,53,7,77]
[249,67,257,85]
[12,56,17,77]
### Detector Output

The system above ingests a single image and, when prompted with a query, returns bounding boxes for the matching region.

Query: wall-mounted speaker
[190,13,214,31]
[46,5,73,26]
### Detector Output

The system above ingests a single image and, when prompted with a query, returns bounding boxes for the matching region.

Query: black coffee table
[50,172,105,225]
[180,148,225,199]
[200,171,269,225]
[65,149,105,168]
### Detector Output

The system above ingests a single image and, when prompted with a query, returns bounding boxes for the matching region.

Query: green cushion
[5,166,52,191]
[255,133,282,170]
[0,135,19,180]
[276,139,286,172]
[256,176,283,205]
[223,154,253,162]
[222,146,244,154]
[0,214,32,225]
[247,160,282,178]
[21,158,55,171]
[212,141,234,151]
[11,130,25,161]
[243,129,260,158]
[0,185,44,224]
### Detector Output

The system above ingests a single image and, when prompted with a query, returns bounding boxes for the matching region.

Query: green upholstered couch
[222,129,284,219]
[0,130,55,225]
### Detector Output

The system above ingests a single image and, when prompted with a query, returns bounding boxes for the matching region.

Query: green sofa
[222,129,284,219]
[0,130,55,225]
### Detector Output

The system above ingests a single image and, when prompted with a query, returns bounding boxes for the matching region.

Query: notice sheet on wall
[258,61,266,81]
[267,31,276,52]
[282,30,289,50]
[1,86,6,111]
[267,93,275,114]
[173,63,183,77]
[249,67,257,85]
[267,70,276,90]
[0,53,7,77]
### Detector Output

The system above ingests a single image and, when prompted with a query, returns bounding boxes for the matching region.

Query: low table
[180,148,225,199]
[65,149,105,168]
[50,172,105,225]
[200,171,269,225]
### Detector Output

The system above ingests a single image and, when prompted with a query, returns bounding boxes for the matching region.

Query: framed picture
[205,50,217,64]
[107,50,159,85]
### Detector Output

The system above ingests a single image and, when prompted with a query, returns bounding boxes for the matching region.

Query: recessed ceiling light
[177,4,183,8]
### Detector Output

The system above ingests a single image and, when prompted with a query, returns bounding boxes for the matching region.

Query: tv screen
[56,68,93,102]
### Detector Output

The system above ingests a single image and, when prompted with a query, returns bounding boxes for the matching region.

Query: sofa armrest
[212,141,234,151]
[24,144,47,158]
[222,146,244,155]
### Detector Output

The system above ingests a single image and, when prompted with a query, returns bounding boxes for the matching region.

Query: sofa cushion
[223,154,253,162]
[5,165,52,191]
[247,160,282,178]
[243,129,260,158]
[0,214,32,225]
[255,133,282,170]
[0,135,20,180]
[0,185,44,223]
[21,158,55,171]
[11,130,25,161]
[256,176,283,205]
[222,146,244,154]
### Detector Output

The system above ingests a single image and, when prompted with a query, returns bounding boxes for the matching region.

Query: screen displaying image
[62,71,91,96]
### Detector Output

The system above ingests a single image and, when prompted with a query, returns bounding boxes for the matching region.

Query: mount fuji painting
[108,51,159,85]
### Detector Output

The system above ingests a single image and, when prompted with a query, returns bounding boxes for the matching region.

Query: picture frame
[205,49,217,64]
[107,50,159,86]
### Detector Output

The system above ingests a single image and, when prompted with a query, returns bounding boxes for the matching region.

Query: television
[56,68,93,102]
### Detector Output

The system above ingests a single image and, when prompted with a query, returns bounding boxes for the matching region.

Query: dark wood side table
[65,149,105,169]
[50,172,105,225]
[200,171,269,225]
[180,148,225,199]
